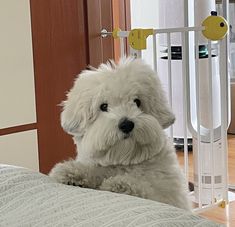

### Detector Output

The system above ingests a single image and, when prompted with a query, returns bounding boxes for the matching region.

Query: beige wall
[0,130,39,170]
[0,0,36,128]
[0,0,39,170]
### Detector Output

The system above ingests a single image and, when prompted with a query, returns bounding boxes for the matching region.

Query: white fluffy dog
[49,57,191,210]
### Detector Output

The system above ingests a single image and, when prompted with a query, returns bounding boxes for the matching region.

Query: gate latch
[128,29,154,50]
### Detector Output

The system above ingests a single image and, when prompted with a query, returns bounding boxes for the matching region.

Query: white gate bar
[181,32,188,181]
[221,0,229,203]
[221,70,229,203]
[120,38,125,57]
[208,40,215,205]
[153,34,157,72]
[115,27,205,39]
[117,31,129,38]
[154,26,205,35]
[195,31,202,208]
[167,33,173,141]
[220,41,229,203]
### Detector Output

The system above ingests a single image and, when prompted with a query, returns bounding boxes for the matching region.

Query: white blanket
[0,165,221,227]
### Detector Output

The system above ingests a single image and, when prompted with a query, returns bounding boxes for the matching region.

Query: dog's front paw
[49,161,88,187]
[100,176,139,196]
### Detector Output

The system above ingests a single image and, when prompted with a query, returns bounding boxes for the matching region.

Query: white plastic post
[208,40,215,205]
[195,31,202,208]
[181,32,189,181]
[167,33,173,142]
[120,38,125,57]
[153,34,157,72]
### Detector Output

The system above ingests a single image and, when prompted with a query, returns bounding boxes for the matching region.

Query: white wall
[130,0,159,67]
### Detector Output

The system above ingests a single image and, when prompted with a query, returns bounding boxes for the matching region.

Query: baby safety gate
[101,10,230,212]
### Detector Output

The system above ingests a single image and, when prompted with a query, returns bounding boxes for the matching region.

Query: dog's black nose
[118,118,135,134]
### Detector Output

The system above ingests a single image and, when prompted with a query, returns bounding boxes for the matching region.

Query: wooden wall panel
[30,0,88,173]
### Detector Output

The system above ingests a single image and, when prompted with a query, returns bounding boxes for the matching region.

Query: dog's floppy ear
[60,70,96,135]
[60,99,80,135]
[146,72,175,129]
[151,90,175,129]
[128,58,175,129]
[159,109,175,129]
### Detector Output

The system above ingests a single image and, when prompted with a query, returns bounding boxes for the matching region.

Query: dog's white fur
[49,57,191,210]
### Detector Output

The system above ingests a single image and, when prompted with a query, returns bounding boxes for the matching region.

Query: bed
[0,165,222,226]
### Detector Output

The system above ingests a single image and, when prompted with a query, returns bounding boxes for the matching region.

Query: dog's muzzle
[118,118,135,134]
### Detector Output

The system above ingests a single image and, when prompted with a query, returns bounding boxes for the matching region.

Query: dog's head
[61,57,175,166]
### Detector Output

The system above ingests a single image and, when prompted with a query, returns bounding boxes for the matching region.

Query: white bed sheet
[0,165,222,227]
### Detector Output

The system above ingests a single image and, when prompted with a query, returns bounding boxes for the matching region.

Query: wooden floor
[177,134,235,226]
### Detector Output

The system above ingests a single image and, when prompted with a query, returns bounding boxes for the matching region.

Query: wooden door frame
[86,0,114,67]
[30,0,131,174]
[30,0,89,174]
[87,0,131,66]
[112,0,131,61]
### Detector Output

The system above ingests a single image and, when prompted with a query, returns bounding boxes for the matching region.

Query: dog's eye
[100,103,108,112]
[134,99,141,107]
